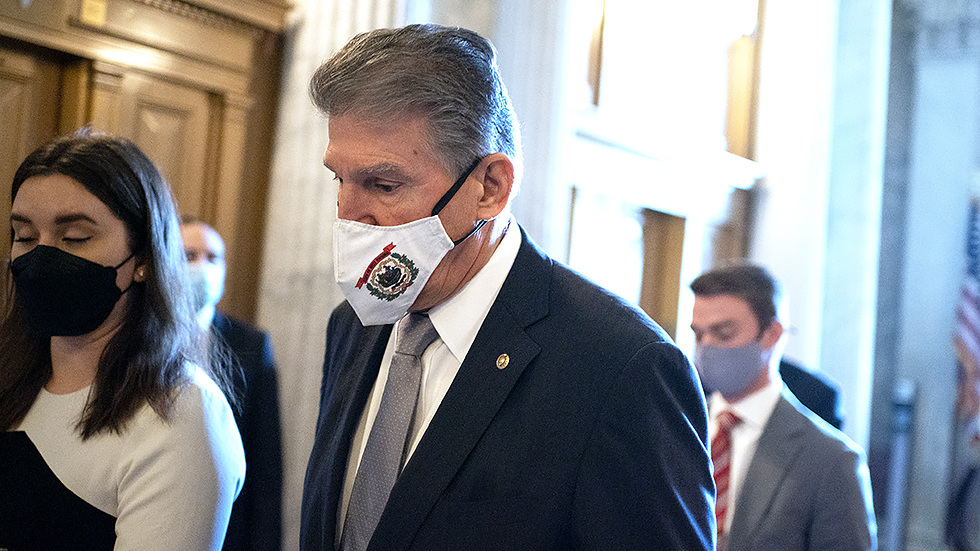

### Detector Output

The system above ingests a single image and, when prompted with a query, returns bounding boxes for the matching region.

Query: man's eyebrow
[708,320,738,332]
[358,162,411,180]
[691,319,738,332]
[332,162,410,182]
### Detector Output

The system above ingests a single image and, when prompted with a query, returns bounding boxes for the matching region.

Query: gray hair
[310,24,523,187]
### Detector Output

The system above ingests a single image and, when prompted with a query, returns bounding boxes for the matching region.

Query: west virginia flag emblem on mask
[355,243,419,301]
[334,215,454,325]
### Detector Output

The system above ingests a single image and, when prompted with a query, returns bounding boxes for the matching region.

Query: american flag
[947,197,980,550]
[955,198,980,426]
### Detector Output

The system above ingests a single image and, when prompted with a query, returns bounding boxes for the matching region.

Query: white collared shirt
[709,378,783,534]
[338,215,521,538]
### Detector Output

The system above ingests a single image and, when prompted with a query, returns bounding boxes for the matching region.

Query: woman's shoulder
[125,364,237,440]
[163,364,239,436]
[112,365,245,549]
[122,363,244,480]
[181,364,232,408]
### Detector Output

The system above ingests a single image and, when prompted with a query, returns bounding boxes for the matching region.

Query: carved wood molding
[66,0,260,83]
[2,0,254,93]
[184,0,290,32]
[130,0,262,35]
[96,0,291,33]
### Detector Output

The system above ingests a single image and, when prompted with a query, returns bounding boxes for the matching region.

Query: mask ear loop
[430,158,487,246]
[431,158,482,216]
[113,253,136,270]
[115,253,139,295]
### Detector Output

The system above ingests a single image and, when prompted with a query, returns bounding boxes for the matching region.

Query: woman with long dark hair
[0,130,245,550]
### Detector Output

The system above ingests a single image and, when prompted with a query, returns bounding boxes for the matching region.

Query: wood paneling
[0,39,64,259]
[1,0,287,322]
[639,209,686,340]
[89,66,212,218]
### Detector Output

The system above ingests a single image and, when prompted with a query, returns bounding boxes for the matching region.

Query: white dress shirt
[709,378,783,534]
[338,215,521,538]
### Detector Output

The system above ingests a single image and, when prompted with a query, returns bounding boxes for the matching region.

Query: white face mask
[332,158,485,326]
[333,215,454,326]
[187,261,225,313]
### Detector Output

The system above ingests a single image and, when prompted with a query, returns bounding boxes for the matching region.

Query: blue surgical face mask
[187,261,224,313]
[694,340,766,399]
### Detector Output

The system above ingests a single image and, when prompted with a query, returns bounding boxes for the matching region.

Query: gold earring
[136,266,146,280]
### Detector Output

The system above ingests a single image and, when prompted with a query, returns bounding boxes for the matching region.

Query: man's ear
[760,318,784,351]
[475,153,514,219]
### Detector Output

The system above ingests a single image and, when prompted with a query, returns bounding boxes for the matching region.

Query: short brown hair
[690,264,781,335]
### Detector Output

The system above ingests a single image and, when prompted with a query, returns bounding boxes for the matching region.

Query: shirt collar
[428,214,520,362]
[710,377,784,430]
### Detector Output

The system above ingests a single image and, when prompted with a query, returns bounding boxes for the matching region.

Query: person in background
[300,23,714,551]
[778,357,843,429]
[181,217,283,551]
[0,130,244,550]
[690,263,876,551]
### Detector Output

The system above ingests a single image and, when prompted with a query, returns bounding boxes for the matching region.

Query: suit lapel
[728,391,808,549]
[368,228,549,551]
[307,316,391,549]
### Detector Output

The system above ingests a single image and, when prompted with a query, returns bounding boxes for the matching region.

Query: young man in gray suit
[690,264,877,551]
[300,23,714,551]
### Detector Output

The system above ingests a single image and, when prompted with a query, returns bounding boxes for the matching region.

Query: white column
[427,0,573,258]
[751,0,838,387]
[820,0,891,456]
[492,0,573,258]
[753,0,890,452]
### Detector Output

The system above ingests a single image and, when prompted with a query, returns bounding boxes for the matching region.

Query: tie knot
[717,410,741,432]
[396,312,439,357]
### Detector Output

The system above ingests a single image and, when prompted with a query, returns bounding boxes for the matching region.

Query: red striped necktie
[712,410,741,548]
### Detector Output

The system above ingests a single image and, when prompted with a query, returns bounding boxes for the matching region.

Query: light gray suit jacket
[727,388,877,551]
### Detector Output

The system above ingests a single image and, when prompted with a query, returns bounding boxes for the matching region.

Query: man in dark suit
[300,24,714,551]
[181,219,282,551]
[779,358,843,429]
[690,264,876,550]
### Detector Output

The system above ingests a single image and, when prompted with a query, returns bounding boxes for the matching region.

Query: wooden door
[639,208,686,340]
[0,38,68,266]
[89,64,214,220]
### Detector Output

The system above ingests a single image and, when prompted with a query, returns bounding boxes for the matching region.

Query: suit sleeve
[244,333,283,551]
[572,341,715,550]
[808,444,877,551]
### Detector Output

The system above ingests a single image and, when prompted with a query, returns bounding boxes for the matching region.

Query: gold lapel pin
[496,354,510,370]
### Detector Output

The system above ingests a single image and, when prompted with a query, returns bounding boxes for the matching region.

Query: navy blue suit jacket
[301,228,714,550]
[214,313,283,551]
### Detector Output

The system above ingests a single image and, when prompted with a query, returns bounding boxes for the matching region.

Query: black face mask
[10,245,134,337]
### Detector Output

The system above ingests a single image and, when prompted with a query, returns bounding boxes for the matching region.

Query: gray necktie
[340,312,439,551]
